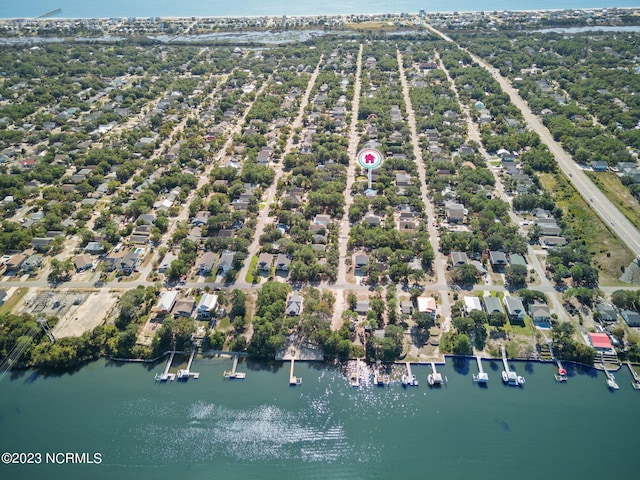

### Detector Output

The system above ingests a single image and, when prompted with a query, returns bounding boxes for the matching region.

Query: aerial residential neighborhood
[1,8,640,375]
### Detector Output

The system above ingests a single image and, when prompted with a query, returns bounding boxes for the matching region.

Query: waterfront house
[529,302,551,323]
[196,294,218,320]
[503,296,526,321]
[588,332,614,352]
[172,298,196,318]
[286,292,303,316]
[416,296,437,320]
[154,290,178,316]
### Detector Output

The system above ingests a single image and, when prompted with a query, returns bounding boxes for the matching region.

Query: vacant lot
[540,173,635,284]
[52,290,120,338]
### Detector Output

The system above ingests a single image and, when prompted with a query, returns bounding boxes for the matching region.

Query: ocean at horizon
[1,357,638,480]
[1,0,639,19]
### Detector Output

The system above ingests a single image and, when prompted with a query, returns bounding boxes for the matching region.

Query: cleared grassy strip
[0,287,27,315]
[244,255,259,284]
[585,171,640,231]
[539,173,635,284]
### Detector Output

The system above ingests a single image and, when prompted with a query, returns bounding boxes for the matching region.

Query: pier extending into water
[600,354,619,390]
[627,362,640,390]
[177,350,200,380]
[473,356,489,383]
[501,346,524,386]
[349,359,361,387]
[289,358,302,385]
[402,362,418,386]
[428,362,445,386]
[155,351,176,381]
[224,355,246,379]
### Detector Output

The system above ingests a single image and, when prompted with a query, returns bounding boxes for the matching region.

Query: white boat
[177,369,189,380]
[428,374,435,386]
[411,374,418,386]
[632,382,640,390]
[401,374,408,386]
[517,375,526,386]
[501,370,508,383]
[607,377,619,390]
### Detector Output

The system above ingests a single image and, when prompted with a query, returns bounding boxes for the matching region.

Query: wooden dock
[601,354,619,390]
[501,346,523,386]
[224,354,246,379]
[349,359,361,387]
[289,358,302,385]
[177,350,200,380]
[428,362,444,386]
[627,362,640,390]
[403,361,418,386]
[473,356,489,383]
[155,351,176,381]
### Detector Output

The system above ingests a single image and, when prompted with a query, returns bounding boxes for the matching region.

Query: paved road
[396,48,451,323]
[426,24,640,258]
[235,55,324,287]
[337,44,364,286]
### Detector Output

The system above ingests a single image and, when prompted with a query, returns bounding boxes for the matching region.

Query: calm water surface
[0,357,638,480]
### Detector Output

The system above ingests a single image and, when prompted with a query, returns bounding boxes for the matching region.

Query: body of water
[0,357,638,480]
[0,1,639,19]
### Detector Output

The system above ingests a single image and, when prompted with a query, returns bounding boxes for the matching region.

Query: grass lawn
[0,287,27,315]
[245,255,259,284]
[539,173,635,284]
[216,317,231,332]
[585,171,640,230]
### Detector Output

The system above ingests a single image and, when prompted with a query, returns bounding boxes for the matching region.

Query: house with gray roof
[451,251,468,267]
[622,310,640,327]
[286,292,303,316]
[484,296,503,315]
[217,251,235,274]
[596,303,618,323]
[504,296,526,321]
[257,252,273,272]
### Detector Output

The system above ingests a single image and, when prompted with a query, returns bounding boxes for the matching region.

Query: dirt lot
[51,290,120,338]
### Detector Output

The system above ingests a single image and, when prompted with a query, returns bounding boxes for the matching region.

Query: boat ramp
[501,346,524,386]
[473,356,489,383]
[223,354,246,380]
